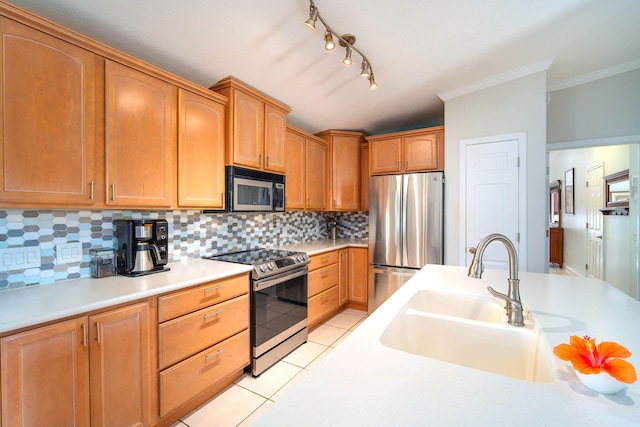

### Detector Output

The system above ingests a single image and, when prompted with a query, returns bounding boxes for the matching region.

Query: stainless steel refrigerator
[368,172,444,313]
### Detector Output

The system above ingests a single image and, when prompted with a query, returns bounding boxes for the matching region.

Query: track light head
[343,46,352,66]
[359,60,370,77]
[324,30,335,51]
[369,73,378,90]
[304,6,318,30]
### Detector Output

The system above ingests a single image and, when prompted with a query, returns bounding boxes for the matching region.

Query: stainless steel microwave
[216,166,285,213]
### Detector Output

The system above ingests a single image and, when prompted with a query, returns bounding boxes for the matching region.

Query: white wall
[443,71,548,272]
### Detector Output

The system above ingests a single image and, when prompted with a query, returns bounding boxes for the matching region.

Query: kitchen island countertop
[253,264,640,427]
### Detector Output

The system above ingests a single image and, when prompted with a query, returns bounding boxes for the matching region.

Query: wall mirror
[602,169,630,215]
[549,180,561,226]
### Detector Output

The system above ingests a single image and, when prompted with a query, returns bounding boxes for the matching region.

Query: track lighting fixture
[304,0,378,89]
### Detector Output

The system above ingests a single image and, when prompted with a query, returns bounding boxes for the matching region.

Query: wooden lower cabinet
[159,330,249,417]
[1,317,90,427]
[348,248,368,310]
[338,249,349,306]
[308,248,368,328]
[0,301,151,427]
[89,302,151,427]
[155,273,250,424]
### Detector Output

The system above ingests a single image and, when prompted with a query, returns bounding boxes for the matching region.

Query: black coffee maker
[114,219,170,276]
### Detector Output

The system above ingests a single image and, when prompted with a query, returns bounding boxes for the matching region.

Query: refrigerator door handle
[401,174,409,267]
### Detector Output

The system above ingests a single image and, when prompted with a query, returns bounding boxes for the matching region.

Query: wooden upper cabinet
[285,125,327,211]
[89,302,151,427]
[264,104,287,173]
[369,138,402,174]
[178,89,226,209]
[368,126,444,175]
[211,77,290,173]
[404,133,440,172]
[306,138,327,210]
[105,60,176,207]
[317,130,363,211]
[1,316,90,427]
[233,90,264,169]
[0,17,98,206]
[285,129,306,210]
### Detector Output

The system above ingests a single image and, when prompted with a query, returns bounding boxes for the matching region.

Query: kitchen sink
[380,293,555,383]
[403,289,506,323]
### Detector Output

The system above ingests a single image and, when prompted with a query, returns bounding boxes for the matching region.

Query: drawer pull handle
[204,309,224,319]
[321,270,329,278]
[321,255,330,262]
[204,284,224,293]
[205,349,224,361]
[321,293,329,300]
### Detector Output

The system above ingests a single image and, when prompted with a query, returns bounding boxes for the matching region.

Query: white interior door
[460,134,525,270]
[586,164,604,278]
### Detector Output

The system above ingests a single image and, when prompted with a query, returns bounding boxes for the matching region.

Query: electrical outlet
[0,247,41,272]
[56,242,83,264]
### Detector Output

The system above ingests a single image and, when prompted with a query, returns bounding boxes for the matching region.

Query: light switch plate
[0,247,41,272]
[56,242,83,264]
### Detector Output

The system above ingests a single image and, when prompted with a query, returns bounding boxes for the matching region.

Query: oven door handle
[253,267,308,291]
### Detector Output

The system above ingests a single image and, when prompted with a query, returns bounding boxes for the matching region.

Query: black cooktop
[205,248,302,265]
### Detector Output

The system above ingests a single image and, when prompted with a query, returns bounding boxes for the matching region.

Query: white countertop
[0,259,253,334]
[253,265,640,427]
[0,239,368,334]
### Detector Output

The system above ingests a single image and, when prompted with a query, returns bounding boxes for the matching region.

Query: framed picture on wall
[565,168,574,215]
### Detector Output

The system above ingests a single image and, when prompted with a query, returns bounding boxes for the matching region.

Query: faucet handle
[486,286,522,311]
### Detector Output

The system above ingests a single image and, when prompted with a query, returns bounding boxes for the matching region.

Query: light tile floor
[171,308,367,427]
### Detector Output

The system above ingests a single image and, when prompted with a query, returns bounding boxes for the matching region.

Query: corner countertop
[0,239,368,335]
[273,238,367,255]
[253,264,640,427]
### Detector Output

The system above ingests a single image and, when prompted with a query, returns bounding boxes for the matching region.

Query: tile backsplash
[0,209,368,290]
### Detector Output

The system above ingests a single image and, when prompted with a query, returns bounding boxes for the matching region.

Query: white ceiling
[6,0,640,134]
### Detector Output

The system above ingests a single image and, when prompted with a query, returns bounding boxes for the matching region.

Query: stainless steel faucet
[467,233,524,327]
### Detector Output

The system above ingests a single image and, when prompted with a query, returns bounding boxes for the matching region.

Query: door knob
[595,235,603,239]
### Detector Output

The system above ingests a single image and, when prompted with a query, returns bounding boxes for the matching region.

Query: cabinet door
[232,90,264,169]
[105,60,175,207]
[331,136,360,211]
[403,133,439,172]
[285,130,305,210]
[1,317,90,427]
[338,249,349,306]
[369,139,401,175]
[178,89,225,208]
[306,139,327,210]
[264,104,286,173]
[0,17,97,205]
[89,302,151,427]
[360,144,369,211]
[348,248,368,305]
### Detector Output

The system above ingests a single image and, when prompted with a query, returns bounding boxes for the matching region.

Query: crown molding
[437,58,554,102]
[547,59,640,92]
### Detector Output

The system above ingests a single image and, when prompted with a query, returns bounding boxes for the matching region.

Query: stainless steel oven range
[205,248,310,376]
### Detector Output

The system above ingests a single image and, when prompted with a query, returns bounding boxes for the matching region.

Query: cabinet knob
[89,181,94,200]
[111,184,116,201]
[259,154,263,165]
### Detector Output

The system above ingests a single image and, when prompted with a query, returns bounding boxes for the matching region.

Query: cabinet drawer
[158,294,249,369]
[158,274,249,322]
[308,251,338,271]
[308,285,339,326]
[308,263,338,297]
[159,330,249,417]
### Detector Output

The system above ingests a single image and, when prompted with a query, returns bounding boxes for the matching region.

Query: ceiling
[6,0,640,135]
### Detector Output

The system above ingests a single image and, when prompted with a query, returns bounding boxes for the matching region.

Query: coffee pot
[114,219,170,276]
